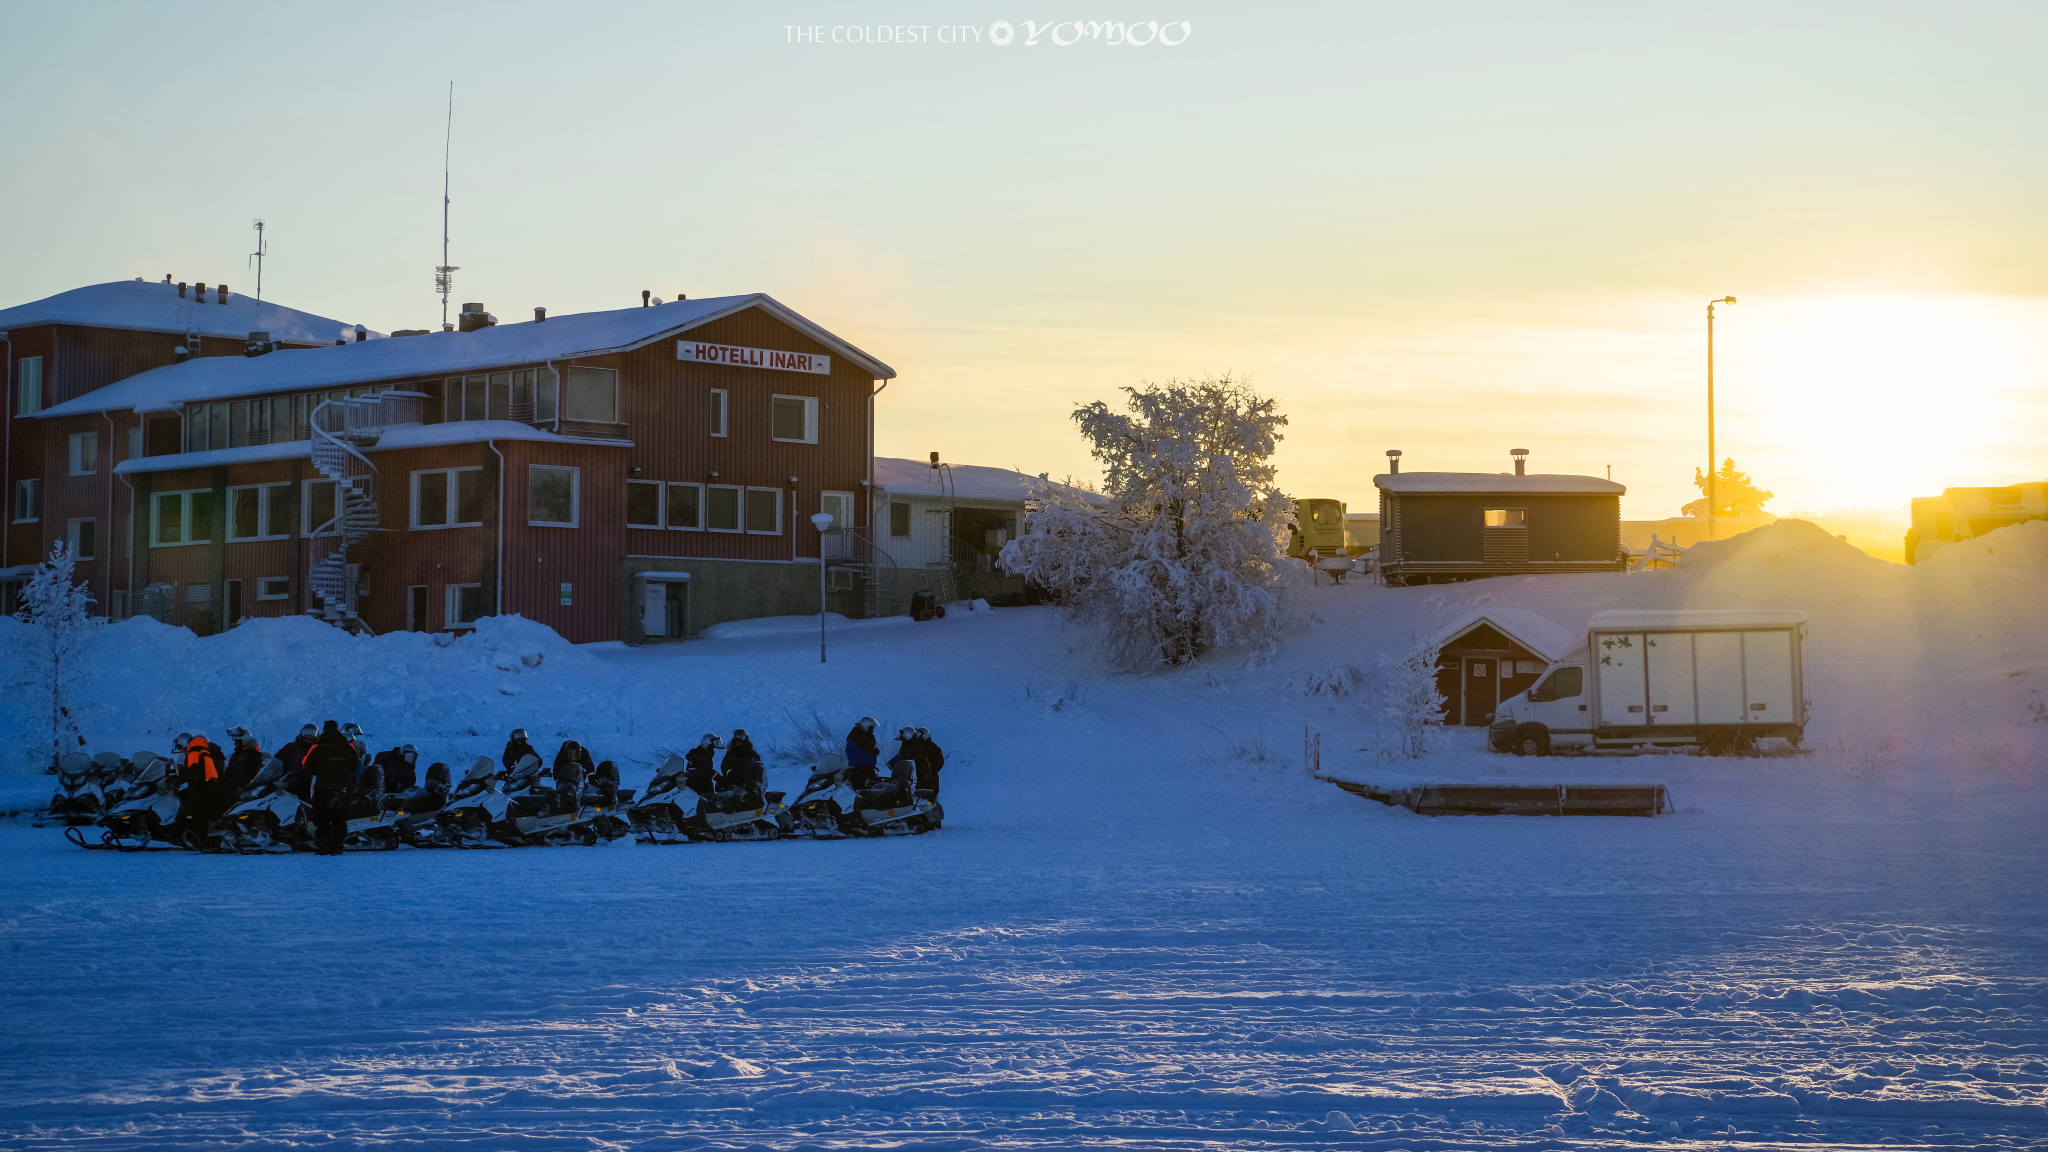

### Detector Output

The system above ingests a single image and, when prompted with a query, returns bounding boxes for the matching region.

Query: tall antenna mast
[247,219,268,300]
[434,81,459,330]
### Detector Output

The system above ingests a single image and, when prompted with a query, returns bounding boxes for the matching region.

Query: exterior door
[1462,657,1498,725]
[641,581,668,638]
[664,581,686,639]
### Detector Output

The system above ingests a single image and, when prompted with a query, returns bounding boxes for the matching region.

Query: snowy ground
[3,522,2046,1149]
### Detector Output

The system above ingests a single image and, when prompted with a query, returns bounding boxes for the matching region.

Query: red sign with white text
[675,340,831,375]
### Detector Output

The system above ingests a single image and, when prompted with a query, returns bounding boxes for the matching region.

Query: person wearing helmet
[502,728,537,773]
[276,724,319,797]
[844,716,880,771]
[718,729,763,806]
[304,721,360,855]
[340,722,369,762]
[912,727,945,798]
[885,727,919,798]
[683,734,722,796]
[223,727,266,794]
[173,732,226,833]
[372,743,418,796]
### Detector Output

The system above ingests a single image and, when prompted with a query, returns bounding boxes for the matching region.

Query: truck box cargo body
[1489,609,1807,755]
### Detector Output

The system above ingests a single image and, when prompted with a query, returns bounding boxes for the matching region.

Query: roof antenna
[434,81,459,332]
[247,219,267,301]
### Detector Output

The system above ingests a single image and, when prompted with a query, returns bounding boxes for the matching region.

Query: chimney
[1511,448,1529,476]
[354,325,368,343]
[534,307,546,323]
[641,290,651,308]
[457,303,496,333]
[245,331,274,358]
[162,273,172,285]
[1386,449,1402,475]
[677,292,687,300]
[217,284,229,304]
[929,451,941,468]
[177,281,187,298]
[195,282,207,302]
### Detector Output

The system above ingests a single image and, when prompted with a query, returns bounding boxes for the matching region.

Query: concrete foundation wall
[618,557,861,643]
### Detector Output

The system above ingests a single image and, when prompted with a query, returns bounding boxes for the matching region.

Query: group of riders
[51,714,947,852]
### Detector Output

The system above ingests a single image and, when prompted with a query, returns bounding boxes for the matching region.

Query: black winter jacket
[305,734,360,804]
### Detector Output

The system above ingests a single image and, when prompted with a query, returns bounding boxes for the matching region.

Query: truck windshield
[1531,665,1582,701]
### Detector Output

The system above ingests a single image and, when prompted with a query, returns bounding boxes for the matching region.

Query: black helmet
[510,728,529,741]
[731,728,749,739]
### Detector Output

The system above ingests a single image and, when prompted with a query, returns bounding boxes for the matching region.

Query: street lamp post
[810,512,835,663]
[1706,296,1736,543]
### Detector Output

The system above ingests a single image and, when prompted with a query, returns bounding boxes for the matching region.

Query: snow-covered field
[3,522,2046,1150]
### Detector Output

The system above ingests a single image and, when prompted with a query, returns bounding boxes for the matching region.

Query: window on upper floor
[771,395,818,443]
[151,490,213,546]
[412,468,486,529]
[69,432,98,475]
[228,483,296,541]
[564,367,618,424]
[528,466,579,527]
[709,389,727,437]
[443,369,551,423]
[626,480,663,528]
[68,518,95,561]
[15,357,43,415]
[186,397,282,453]
[13,478,41,523]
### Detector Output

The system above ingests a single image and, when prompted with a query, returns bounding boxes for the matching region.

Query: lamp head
[810,512,835,530]
[1719,296,1736,304]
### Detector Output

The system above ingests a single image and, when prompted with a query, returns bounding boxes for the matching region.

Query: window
[12,478,38,523]
[528,466,579,527]
[626,480,663,528]
[151,489,213,546]
[411,468,486,529]
[708,389,727,437]
[257,577,291,600]
[443,370,544,422]
[447,584,487,628]
[1530,665,1583,702]
[821,491,854,557]
[228,483,294,541]
[667,483,703,530]
[536,367,559,422]
[15,357,44,415]
[68,518,95,561]
[706,484,741,532]
[745,487,783,535]
[304,480,338,536]
[185,398,277,453]
[890,501,911,537]
[407,585,429,630]
[771,395,818,443]
[563,367,618,423]
[69,432,98,475]
[1484,508,1527,528]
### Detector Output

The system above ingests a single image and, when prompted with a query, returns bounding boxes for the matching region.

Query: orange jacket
[181,736,221,782]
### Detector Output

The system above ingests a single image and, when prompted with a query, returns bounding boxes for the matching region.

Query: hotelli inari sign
[676,340,831,375]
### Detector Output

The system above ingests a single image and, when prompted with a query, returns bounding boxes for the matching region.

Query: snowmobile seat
[914,789,936,802]
[855,785,907,811]
[765,791,786,806]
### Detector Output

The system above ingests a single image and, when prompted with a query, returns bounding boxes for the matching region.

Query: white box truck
[1488,609,1807,756]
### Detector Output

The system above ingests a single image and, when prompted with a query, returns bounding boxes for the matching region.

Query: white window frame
[705,483,743,533]
[257,577,291,601]
[820,490,855,557]
[709,389,728,437]
[226,483,294,542]
[667,482,704,531]
[410,467,486,530]
[12,478,39,523]
[527,465,580,528]
[69,432,98,476]
[744,486,784,535]
[626,479,664,528]
[16,357,43,416]
[150,488,212,547]
[67,517,96,560]
[446,583,486,629]
[770,394,819,444]
[303,479,339,538]
[561,366,619,424]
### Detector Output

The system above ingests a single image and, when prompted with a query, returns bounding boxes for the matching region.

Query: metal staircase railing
[834,527,901,619]
[307,397,382,628]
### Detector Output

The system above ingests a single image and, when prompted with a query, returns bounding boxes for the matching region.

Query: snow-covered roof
[1435,607,1578,663]
[112,420,627,475]
[37,293,896,418]
[1375,472,1625,495]
[0,279,363,346]
[873,457,1101,505]
[1588,609,1808,631]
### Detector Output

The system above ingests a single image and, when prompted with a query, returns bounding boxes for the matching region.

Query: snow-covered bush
[1287,663,1370,698]
[766,709,842,765]
[998,374,1301,672]
[7,542,100,768]
[1375,634,1446,760]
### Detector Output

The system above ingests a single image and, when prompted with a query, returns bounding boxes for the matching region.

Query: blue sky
[4,1,2044,517]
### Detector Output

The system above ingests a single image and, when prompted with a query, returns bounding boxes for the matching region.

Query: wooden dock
[1323,777,1671,817]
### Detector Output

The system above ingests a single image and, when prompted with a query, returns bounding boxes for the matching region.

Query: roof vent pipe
[177,281,188,298]
[1385,449,1402,475]
[245,331,275,358]
[174,345,190,364]
[354,325,368,343]
[1511,448,1529,476]
[217,284,229,304]
[534,307,546,323]
[196,282,207,302]
[162,273,172,285]
[641,290,650,308]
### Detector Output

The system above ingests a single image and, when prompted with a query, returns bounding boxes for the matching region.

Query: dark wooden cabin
[1430,608,1577,726]
[1376,465,1626,586]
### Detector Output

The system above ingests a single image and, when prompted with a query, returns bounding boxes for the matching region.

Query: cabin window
[706,484,741,532]
[69,432,98,475]
[564,367,618,423]
[15,357,43,415]
[1484,508,1526,528]
[412,467,486,529]
[771,395,818,443]
[626,481,663,528]
[527,466,579,527]
[68,518,95,561]
[12,479,38,523]
[890,501,911,537]
[447,584,487,628]
[1529,665,1583,701]
[258,577,292,600]
[667,483,703,531]
[303,480,338,536]
[536,368,559,422]
[708,389,727,437]
[227,483,294,541]
[745,487,783,534]
[151,489,213,546]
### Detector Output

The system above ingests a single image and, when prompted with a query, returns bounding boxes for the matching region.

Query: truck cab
[1490,658,1591,756]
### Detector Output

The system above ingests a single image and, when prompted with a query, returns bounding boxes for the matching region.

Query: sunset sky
[4,1,2043,519]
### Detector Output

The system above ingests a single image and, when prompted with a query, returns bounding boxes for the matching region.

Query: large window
[528,466,579,527]
[821,491,855,557]
[709,389,727,437]
[186,397,283,453]
[151,490,213,546]
[443,369,552,423]
[12,478,39,523]
[668,483,703,530]
[447,584,488,628]
[304,480,338,536]
[412,468,486,529]
[771,395,818,443]
[69,432,98,475]
[16,357,43,415]
[626,481,663,528]
[564,367,617,423]
[706,484,741,532]
[1484,508,1527,528]
[890,501,911,537]
[228,483,295,541]
[745,487,783,535]
[68,518,95,561]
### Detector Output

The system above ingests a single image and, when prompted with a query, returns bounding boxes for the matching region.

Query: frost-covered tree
[11,541,100,766]
[1376,634,1447,760]
[999,374,1300,671]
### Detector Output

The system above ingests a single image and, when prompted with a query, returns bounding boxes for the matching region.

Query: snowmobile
[789,754,942,838]
[382,760,452,843]
[419,757,517,848]
[626,754,788,842]
[44,752,107,826]
[627,755,700,844]
[65,754,191,850]
[340,764,401,851]
[209,756,313,853]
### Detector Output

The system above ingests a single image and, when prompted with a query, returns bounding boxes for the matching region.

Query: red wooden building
[14,283,894,642]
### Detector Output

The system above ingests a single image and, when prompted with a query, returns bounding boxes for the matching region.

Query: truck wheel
[1513,727,1550,757]
[1702,731,1734,757]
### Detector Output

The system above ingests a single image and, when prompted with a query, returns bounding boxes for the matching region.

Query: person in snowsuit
[844,716,880,772]
[279,724,319,800]
[373,745,418,798]
[885,728,919,802]
[341,722,370,762]
[304,721,360,856]
[912,727,945,798]
[683,734,722,797]
[222,727,267,796]
[552,741,594,815]
[587,760,620,809]
[502,728,538,772]
[718,729,764,808]
[172,732,228,833]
